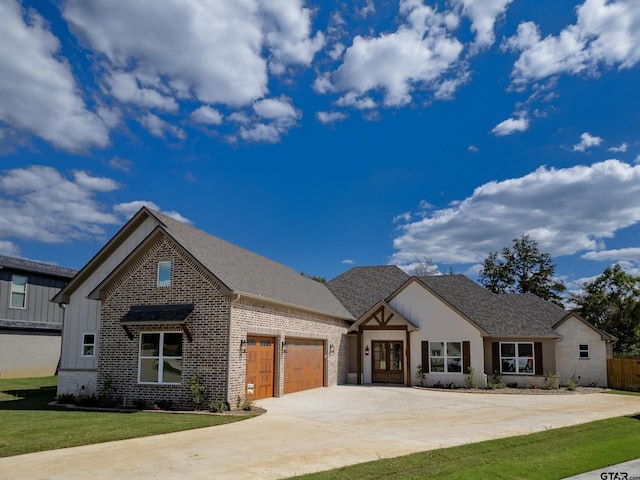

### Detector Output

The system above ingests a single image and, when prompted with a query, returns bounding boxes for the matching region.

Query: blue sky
[1,0,639,293]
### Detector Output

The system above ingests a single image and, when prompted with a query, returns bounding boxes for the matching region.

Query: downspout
[226,293,241,406]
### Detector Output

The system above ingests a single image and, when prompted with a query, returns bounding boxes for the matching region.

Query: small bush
[465,366,476,389]
[415,364,426,386]
[190,374,205,410]
[209,400,229,413]
[566,374,578,391]
[132,398,147,410]
[486,371,505,390]
[154,399,173,411]
[241,399,254,411]
[56,393,76,404]
[543,372,560,390]
[76,394,99,407]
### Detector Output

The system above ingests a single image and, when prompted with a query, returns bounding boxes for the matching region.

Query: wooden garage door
[245,336,275,400]
[284,338,324,394]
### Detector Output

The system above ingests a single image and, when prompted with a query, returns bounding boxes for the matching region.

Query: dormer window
[157,261,172,287]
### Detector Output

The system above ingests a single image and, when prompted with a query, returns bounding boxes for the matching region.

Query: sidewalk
[565,459,640,479]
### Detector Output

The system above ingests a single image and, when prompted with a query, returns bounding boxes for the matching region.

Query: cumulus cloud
[390,160,640,266]
[582,247,640,262]
[491,116,529,136]
[609,142,628,153]
[190,106,223,125]
[320,0,464,107]
[451,0,514,49]
[113,201,192,224]
[317,111,348,124]
[573,132,602,152]
[0,166,121,251]
[139,113,186,140]
[0,0,109,152]
[342,259,355,265]
[106,71,178,112]
[503,0,640,86]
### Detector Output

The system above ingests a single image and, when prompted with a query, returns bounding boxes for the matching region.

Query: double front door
[372,341,404,383]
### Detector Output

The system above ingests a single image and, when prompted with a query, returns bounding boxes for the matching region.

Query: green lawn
[0,376,253,458]
[293,414,640,480]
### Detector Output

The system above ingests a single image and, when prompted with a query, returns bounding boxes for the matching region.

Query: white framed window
[139,332,183,384]
[10,274,27,309]
[157,261,172,287]
[579,344,590,359]
[82,333,96,357]
[430,341,462,373]
[500,342,534,374]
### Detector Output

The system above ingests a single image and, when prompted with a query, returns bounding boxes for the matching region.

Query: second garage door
[284,338,325,394]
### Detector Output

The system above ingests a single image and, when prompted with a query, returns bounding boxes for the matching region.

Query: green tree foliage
[300,272,326,283]
[569,264,640,356]
[479,234,566,305]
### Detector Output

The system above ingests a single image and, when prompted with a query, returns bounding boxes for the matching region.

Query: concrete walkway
[1,386,639,479]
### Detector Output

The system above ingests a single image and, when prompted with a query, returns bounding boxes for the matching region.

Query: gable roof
[59,207,353,320]
[415,275,560,337]
[0,255,76,280]
[326,265,409,318]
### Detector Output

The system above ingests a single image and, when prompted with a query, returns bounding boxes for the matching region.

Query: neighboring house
[0,255,76,378]
[328,267,615,388]
[53,207,353,409]
[54,208,614,408]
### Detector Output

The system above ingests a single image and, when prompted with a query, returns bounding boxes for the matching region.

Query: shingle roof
[149,210,353,320]
[499,293,568,328]
[0,255,76,280]
[416,275,560,337]
[326,265,409,318]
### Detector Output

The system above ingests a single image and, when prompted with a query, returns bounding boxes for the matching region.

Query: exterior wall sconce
[282,341,287,353]
[329,343,335,355]
[365,345,370,356]
[240,339,246,354]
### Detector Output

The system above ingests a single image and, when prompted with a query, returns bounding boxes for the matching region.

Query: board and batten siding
[58,216,159,396]
[389,280,486,387]
[0,271,66,324]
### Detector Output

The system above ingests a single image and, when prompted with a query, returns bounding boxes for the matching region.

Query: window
[82,334,95,357]
[579,344,590,359]
[430,341,462,373]
[157,261,171,287]
[10,274,27,309]
[500,342,534,374]
[139,332,183,384]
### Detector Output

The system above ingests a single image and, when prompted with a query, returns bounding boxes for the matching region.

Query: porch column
[406,329,411,386]
[357,329,362,385]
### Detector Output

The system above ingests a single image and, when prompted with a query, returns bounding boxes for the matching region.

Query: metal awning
[120,304,194,325]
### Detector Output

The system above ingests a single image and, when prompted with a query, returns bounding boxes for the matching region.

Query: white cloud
[342,259,355,265]
[317,111,348,124]
[468,145,479,152]
[253,96,300,121]
[190,106,224,125]
[393,212,412,223]
[0,166,121,249]
[113,201,192,224]
[335,93,377,110]
[321,0,464,107]
[503,0,640,86]
[451,0,514,49]
[391,160,640,266]
[581,248,640,262]
[608,142,628,153]
[0,0,109,152]
[491,116,529,136]
[108,157,133,173]
[139,113,186,140]
[573,132,602,152]
[106,71,178,112]
[239,123,282,143]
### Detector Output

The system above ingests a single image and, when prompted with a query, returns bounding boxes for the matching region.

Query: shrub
[132,398,147,410]
[154,399,173,411]
[486,371,505,390]
[415,364,426,386]
[190,374,205,410]
[56,393,76,404]
[465,366,476,389]
[543,372,560,390]
[566,374,578,391]
[209,400,229,413]
[241,399,254,411]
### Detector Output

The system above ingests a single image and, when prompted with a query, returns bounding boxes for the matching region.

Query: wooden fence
[607,357,640,391]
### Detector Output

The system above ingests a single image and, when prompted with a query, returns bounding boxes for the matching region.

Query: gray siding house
[0,255,76,378]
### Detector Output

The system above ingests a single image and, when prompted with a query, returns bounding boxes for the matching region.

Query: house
[54,208,614,408]
[328,267,615,388]
[0,255,76,378]
[53,207,353,408]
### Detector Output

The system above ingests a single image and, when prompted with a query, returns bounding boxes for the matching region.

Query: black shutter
[463,341,471,372]
[534,342,543,375]
[421,341,429,372]
[492,342,499,373]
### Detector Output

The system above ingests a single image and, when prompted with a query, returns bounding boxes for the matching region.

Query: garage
[284,338,325,394]
[245,336,275,400]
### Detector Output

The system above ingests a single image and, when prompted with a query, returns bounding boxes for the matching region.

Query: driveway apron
[1,386,639,480]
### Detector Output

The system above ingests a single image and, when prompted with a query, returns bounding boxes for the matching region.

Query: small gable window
[82,333,95,357]
[157,261,171,287]
[10,274,27,309]
[579,344,590,359]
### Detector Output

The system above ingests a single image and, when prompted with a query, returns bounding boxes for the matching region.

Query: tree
[569,264,640,356]
[479,234,566,305]
[300,272,326,284]
[410,257,439,276]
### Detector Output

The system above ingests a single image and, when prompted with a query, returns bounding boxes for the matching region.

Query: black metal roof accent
[121,304,195,324]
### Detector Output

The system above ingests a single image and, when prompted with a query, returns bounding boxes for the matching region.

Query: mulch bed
[415,386,606,395]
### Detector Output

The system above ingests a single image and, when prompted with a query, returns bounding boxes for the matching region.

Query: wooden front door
[284,338,324,394]
[372,341,404,384]
[245,336,275,400]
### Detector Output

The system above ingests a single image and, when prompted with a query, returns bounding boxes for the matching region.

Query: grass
[604,389,640,397]
[294,414,640,480]
[0,376,253,458]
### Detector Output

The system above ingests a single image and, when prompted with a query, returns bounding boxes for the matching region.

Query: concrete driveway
[2,386,639,479]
